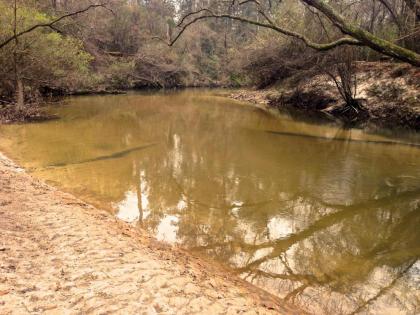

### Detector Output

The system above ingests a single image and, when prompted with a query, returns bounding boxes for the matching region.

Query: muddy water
[1,90,419,314]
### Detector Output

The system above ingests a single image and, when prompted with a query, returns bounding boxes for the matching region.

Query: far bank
[230,62,419,131]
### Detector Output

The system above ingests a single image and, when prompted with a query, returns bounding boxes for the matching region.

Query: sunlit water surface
[1,90,419,314]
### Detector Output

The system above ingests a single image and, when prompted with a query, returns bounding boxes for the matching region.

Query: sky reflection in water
[0,90,419,314]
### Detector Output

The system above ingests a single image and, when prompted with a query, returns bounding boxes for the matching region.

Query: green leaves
[0,0,93,93]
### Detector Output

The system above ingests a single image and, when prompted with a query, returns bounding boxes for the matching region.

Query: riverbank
[0,153,302,314]
[231,62,420,131]
[0,86,233,124]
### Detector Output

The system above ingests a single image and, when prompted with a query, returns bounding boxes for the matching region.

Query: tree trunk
[403,0,420,21]
[302,0,420,66]
[13,0,24,110]
[166,21,172,43]
[15,79,24,111]
[173,1,420,66]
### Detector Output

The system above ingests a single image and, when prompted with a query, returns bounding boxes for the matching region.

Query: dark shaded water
[1,90,419,314]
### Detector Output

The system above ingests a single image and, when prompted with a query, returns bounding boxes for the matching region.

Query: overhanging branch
[301,0,420,66]
[0,3,109,50]
[168,11,362,51]
[168,0,420,66]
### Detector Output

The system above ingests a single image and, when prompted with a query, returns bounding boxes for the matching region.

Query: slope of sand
[0,154,303,314]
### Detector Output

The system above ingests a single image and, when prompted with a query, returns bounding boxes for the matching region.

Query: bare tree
[167,0,420,66]
[403,0,420,21]
[324,48,360,113]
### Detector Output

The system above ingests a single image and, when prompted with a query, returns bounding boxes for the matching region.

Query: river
[0,90,419,314]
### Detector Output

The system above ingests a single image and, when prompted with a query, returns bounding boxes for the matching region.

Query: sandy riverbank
[0,153,303,314]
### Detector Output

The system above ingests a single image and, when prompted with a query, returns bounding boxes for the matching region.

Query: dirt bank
[231,62,420,131]
[0,153,303,314]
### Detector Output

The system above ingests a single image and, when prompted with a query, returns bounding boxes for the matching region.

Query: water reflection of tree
[172,191,418,314]
[14,92,419,315]
[129,97,419,315]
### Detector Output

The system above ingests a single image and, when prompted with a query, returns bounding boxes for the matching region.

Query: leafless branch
[165,0,420,66]
[167,10,362,51]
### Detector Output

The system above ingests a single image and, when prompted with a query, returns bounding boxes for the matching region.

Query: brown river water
[0,90,419,314]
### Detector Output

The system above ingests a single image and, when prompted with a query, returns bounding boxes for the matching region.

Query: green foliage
[0,0,93,97]
[229,73,246,87]
[103,60,136,89]
[1,0,418,102]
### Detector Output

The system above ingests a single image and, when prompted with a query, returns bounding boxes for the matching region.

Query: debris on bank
[231,62,420,131]
[0,104,57,124]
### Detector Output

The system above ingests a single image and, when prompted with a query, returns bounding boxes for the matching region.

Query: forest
[0,0,419,128]
[1,1,420,314]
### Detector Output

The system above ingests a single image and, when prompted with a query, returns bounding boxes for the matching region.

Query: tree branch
[0,3,108,50]
[169,11,362,51]
[169,1,420,66]
[301,0,420,66]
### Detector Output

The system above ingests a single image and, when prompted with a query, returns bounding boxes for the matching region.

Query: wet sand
[0,153,303,314]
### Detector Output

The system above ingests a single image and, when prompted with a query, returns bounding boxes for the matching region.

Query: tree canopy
[0,0,419,105]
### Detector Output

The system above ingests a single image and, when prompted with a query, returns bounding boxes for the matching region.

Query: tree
[403,0,420,21]
[12,0,24,109]
[168,0,420,66]
[0,1,97,106]
[323,48,360,112]
[0,3,108,50]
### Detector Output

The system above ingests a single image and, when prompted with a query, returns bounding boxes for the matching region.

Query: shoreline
[230,62,420,132]
[0,152,304,314]
[2,61,418,131]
